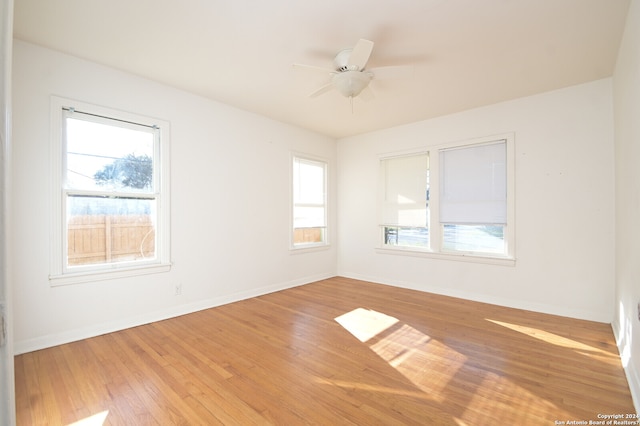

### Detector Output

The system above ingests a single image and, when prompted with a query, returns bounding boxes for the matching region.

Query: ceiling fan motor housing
[334,49,359,71]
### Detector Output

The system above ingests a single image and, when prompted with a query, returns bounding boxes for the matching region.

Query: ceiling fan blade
[308,83,335,98]
[369,65,414,80]
[292,63,335,74]
[347,39,374,70]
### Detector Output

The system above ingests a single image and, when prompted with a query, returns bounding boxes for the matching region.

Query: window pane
[383,226,429,248]
[67,195,156,267]
[293,156,327,247]
[442,224,505,254]
[293,227,325,245]
[294,206,325,228]
[65,116,155,193]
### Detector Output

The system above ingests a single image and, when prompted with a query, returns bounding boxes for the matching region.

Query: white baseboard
[612,321,640,412]
[13,272,334,355]
[337,271,613,323]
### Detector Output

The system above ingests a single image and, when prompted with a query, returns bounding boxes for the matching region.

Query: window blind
[380,153,429,227]
[439,141,506,224]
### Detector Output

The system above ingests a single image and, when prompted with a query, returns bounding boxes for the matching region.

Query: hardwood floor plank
[15,277,636,425]
[13,356,30,423]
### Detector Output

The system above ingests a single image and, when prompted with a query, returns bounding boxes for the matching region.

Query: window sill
[49,262,172,287]
[289,244,331,255]
[375,247,515,266]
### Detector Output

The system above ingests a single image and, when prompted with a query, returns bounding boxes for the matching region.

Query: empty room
[1,0,639,424]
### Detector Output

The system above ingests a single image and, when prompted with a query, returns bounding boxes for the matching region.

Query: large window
[379,135,514,262]
[50,97,171,284]
[440,141,507,255]
[292,155,327,249]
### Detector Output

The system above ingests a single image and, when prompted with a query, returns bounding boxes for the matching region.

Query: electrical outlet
[175,283,182,296]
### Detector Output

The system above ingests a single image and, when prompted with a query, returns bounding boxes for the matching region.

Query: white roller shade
[293,158,325,204]
[439,141,506,224]
[380,154,429,227]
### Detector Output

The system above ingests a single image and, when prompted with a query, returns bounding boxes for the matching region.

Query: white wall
[613,0,640,410]
[11,40,337,353]
[337,78,615,323]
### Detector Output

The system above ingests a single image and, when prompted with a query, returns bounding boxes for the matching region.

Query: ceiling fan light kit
[294,38,412,103]
[332,70,373,98]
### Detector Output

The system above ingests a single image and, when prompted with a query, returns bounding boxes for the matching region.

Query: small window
[50,97,171,283]
[292,155,327,248]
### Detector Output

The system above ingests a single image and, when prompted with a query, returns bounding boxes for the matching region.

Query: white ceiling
[13,0,630,139]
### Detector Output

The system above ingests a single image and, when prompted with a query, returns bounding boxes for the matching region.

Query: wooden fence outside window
[67,215,155,266]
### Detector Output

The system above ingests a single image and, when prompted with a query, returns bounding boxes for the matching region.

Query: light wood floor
[15,277,635,425]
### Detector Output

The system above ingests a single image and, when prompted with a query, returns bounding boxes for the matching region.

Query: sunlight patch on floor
[334,308,399,342]
[370,323,431,367]
[332,308,575,420]
[334,308,467,399]
[486,319,615,360]
[67,410,109,426]
[313,376,433,399]
[459,371,566,424]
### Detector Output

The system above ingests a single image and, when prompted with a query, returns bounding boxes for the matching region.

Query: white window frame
[49,97,171,285]
[290,153,329,251]
[377,133,515,266]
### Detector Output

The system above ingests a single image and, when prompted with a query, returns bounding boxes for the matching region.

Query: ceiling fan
[293,39,412,101]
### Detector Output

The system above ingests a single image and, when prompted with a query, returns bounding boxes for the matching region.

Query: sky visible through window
[65,117,154,192]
